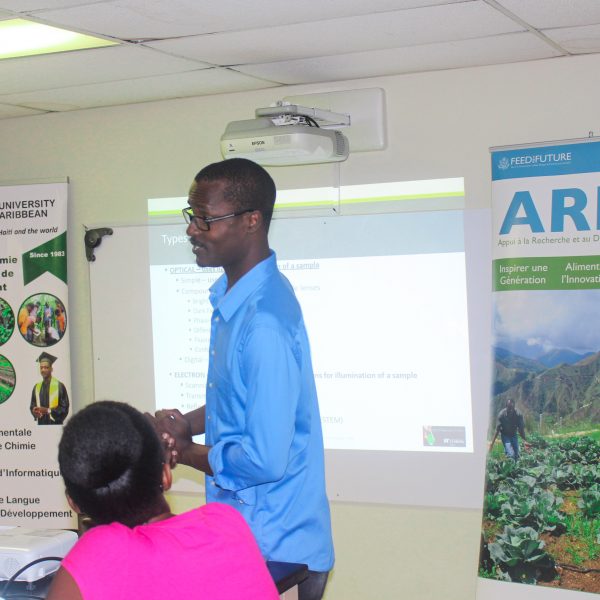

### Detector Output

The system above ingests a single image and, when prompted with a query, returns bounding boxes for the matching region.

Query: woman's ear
[65,492,82,515]
[161,463,173,493]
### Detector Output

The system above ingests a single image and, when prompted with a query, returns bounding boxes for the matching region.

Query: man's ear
[161,463,173,493]
[65,493,82,515]
[246,209,263,233]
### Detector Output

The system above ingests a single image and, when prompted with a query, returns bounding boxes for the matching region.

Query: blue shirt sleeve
[209,323,301,490]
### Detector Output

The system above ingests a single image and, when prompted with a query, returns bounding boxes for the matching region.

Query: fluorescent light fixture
[0,18,117,60]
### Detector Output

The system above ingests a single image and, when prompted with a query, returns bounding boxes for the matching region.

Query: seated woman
[48,401,279,600]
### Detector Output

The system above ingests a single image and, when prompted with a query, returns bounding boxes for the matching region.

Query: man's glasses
[182,207,256,231]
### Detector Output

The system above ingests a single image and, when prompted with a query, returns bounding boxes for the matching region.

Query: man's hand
[150,409,194,468]
[32,406,49,418]
[147,408,212,475]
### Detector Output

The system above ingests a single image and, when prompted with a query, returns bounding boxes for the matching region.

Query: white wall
[1,51,598,600]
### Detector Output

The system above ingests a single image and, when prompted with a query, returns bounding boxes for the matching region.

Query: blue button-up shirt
[205,252,334,572]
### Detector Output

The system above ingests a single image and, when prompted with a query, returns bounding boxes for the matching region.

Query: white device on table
[0,526,77,583]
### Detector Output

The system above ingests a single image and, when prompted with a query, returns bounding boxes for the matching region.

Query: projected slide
[148,210,473,453]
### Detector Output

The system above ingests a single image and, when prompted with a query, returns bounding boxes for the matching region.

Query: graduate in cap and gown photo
[30,352,70,425]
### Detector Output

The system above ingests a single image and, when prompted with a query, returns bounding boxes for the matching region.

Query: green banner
[494,255,600,291]
[22,231,67,285]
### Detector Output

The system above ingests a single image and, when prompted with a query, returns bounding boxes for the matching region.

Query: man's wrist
[178,442,195,467]
[180,443,213,475]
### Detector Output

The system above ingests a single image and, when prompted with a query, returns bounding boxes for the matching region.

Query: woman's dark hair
[194,158,276,230]
[58,401,164,527]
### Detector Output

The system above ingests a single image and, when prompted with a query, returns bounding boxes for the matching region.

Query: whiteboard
[89,208,492,507]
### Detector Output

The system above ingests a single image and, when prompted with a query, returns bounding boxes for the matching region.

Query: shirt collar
[209,251,277,321]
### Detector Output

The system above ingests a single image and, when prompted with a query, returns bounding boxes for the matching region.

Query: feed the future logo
[496,150,573,173]
[498,157,510,171]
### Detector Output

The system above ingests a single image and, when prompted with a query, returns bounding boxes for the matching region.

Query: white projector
[0,526,78,583]
[220,117,349,166]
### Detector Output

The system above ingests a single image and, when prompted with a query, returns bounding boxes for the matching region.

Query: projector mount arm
[255,102,350,130]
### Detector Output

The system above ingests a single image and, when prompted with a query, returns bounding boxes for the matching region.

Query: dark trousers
[298,570,329,600]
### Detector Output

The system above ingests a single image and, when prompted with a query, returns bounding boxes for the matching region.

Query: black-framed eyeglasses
[182,207,256,231]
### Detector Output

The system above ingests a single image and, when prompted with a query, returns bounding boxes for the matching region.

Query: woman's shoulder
[61,522,131,574]
[73,522,133,554]
[182,502,247,526]
[176,503,255,540]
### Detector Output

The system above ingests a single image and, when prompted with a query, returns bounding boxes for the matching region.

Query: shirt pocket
[233,486,257,506]
[211,368,248,437]
[213,485,256,507]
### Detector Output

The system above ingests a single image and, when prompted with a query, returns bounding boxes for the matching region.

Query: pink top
[61,503,279,600]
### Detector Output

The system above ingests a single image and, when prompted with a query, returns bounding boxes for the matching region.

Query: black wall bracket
[84,227,113,262]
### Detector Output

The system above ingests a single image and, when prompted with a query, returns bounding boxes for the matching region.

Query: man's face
[186,179,249,270]
[40,362,52,379]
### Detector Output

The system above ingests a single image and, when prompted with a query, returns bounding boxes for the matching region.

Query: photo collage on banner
[479,140,600,596]
[0,182,75,528]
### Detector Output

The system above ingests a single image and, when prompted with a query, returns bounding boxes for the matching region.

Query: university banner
[478,140,600,599]
[0,181,75,528]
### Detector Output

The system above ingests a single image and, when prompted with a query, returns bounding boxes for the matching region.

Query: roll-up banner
[0,181,75,528]
[478,140,600,599]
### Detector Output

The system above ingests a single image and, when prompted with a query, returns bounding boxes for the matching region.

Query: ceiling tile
[145,1,524,66]
[28,0,473,40]
[544,23,600,53]
[0,68,280,111]
[495,0,600,29]
[0,0,469,14]
[18,0,224,39]
[0,1,93,9]
[0,45,210,95]
[234,32,562,84]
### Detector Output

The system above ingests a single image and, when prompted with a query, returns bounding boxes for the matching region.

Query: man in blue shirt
[155,158,334,599]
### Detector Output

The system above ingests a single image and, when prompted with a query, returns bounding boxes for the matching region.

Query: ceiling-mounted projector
[220,103,350,166]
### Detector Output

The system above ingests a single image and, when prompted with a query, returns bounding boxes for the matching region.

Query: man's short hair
[194,158,276,230]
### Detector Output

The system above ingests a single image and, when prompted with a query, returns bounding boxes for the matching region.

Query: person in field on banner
[46,401,279,600]
[29,352,70,425]
[18,302,35,342]
[489,398,529,460]
[56,307,66,335]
